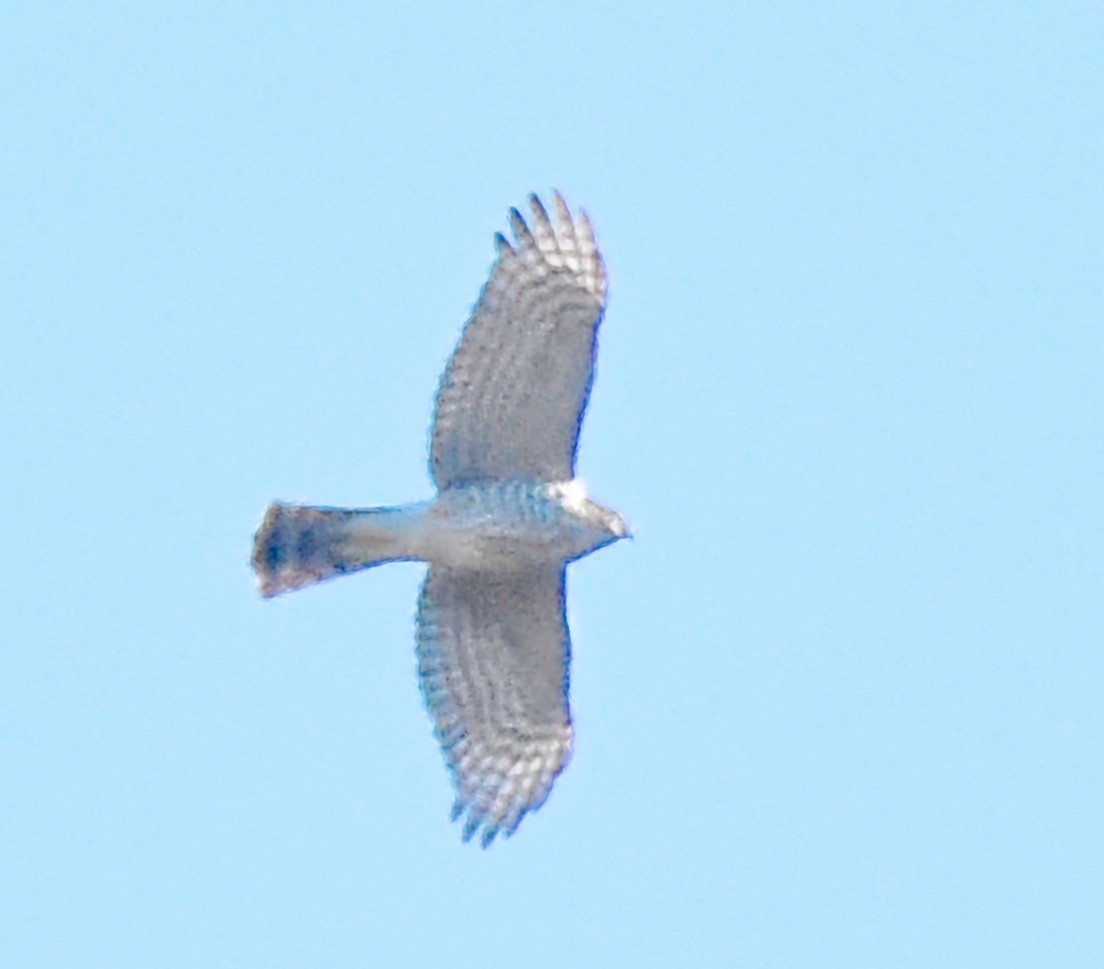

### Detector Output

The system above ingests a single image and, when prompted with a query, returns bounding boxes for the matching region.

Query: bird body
[252,193,626,845]
[255,480,625,594]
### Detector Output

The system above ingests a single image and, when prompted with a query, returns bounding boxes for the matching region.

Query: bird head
[548,479,630,545]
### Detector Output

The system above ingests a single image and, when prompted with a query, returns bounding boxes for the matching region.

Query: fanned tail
[251,502,418,598]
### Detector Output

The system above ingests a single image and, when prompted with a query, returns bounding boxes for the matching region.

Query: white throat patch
[549,478,589,513]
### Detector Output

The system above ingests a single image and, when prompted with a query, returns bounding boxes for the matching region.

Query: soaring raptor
[252,193,628,846]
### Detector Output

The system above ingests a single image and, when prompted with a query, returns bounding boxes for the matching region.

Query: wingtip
[528,192,551,225]
[460,811,483,843]
[550,189,571,222]
[507,206,530,244]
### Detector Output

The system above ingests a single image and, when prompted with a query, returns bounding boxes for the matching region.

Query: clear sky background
[3,3,1101,966]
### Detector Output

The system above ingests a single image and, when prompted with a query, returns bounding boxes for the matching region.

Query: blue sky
[3,3,1101,966]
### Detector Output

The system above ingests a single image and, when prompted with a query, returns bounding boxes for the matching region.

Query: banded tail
[251,502,423,598]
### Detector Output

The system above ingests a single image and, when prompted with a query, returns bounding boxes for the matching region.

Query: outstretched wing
[416,564,573,846]
[430,192,608,489]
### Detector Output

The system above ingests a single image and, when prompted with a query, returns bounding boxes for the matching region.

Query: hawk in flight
[252,193,628,846]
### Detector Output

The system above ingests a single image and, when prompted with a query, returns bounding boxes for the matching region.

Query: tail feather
[251,502,416,598]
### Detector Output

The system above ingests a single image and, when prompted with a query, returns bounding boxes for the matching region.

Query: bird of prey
[252,192,628,846]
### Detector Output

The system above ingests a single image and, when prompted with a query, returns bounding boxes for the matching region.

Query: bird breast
[420,481,605,570]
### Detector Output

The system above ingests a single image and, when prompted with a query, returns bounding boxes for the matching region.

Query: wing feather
[430,193,607,488]
[416,565,572,846]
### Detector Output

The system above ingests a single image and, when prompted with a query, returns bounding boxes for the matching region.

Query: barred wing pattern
[416,565,573,846]
[431,193,608,488]
[251,192,624,847]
